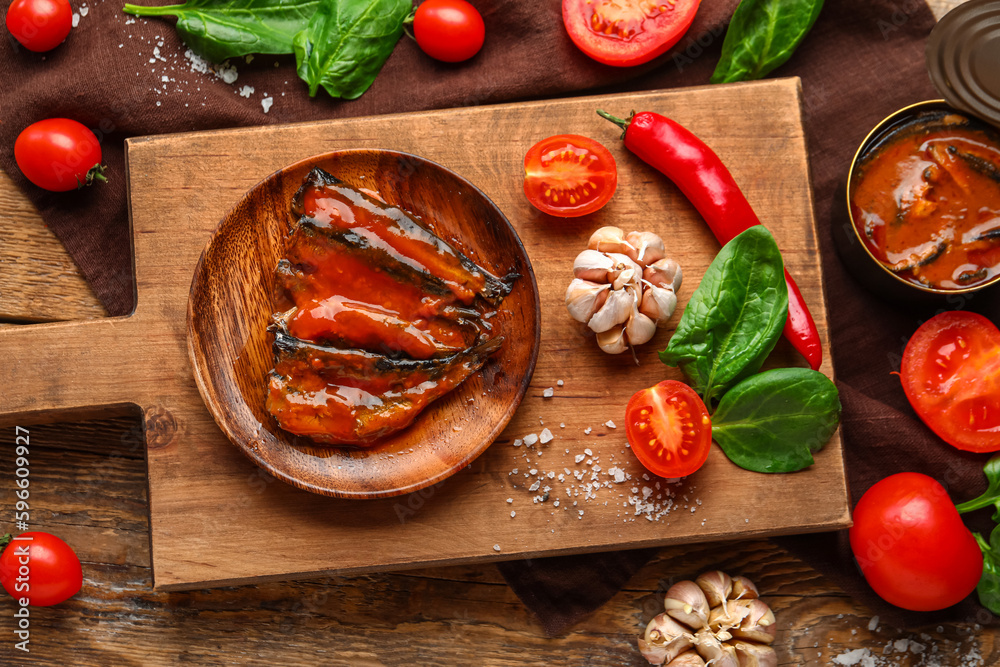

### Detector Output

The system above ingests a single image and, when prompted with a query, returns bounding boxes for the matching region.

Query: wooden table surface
[2,1,994,665]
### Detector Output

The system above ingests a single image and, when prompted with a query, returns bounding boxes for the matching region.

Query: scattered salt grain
[523,433,539,446]
[512,438,523,447]
[506,498,513,504]
[557,380,564,386]
[262,96,274,113]
[539,428,553,444]
[584,427,592,435]
[542,387,554,398]
[493,544,501,552]
[605,420,617,429]
[510,511,516,518]
[72,12,80,27]
[161,75,169,82]
[868,616,879,632]
[560,423,565,428]
[79,6,88,16]
[238,85,255,98]
[574,454,586,464]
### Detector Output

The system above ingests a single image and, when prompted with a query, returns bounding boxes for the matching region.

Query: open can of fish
[835,1,1000,302]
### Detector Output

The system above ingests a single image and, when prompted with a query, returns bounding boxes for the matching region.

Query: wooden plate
[187,150,540,499]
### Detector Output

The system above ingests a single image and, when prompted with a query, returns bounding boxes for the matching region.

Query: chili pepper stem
[596,110,634,140]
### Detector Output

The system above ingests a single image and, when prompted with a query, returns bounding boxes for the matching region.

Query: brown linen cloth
[3,0,998,636]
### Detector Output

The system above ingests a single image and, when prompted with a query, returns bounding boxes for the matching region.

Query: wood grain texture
[189,149,539,497]
[0,417,996,666]
[0,79,849,590]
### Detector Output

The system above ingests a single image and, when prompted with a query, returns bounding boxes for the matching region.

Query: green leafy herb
[956,455,1000,614]
[710,0,825,84]
[660,226,788,404]
[293,0,409,99]
[711,367,840,473]
[122,0,320,63]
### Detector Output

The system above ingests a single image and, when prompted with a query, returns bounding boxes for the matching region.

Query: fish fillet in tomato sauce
[266,168,514,447]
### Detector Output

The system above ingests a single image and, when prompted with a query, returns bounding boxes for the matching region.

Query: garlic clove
[729,600,776,644]
[613,267,636,291]
[588,225,637,259]
[695,571,733,609]
[597,326,628,354]
[626,302,657,346]
[626,230,666,266]
[730,576,759,601]
[640,613,695,666]
[665,652,706,667]
[733,643,777,667]
[644,258,683,292]
[692,629,739,667]
[708,600,751,634]
[664,580,710,631]
[640,285,678,324]
[573,249,615,283]
[565,279,611,324]
[588,288,633,333]
[607,252,644,289]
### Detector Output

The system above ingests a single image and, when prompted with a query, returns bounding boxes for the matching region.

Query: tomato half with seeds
[900,311,1000,452]
[625,380,712,478]
[562,0,701,67]
[523,134,617,217]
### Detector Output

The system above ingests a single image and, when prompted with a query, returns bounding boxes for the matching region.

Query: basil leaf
[293,0,409,99]
[122,0,319,63]
[660,226,788,404]
[711,367,840,473]
[710,0,825,84]
[975,530,1000,615]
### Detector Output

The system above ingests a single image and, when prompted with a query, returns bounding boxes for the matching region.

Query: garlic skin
[596,326,628,354]
[565,279,610,324]
[588,288,633,333]
[589,225,637,259]
[567,228,682,356]
[627,230,666,265]
[636,571,776,667]
[573,249,615,282]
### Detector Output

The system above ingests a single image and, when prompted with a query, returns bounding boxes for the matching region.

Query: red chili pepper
[598,110,823,371]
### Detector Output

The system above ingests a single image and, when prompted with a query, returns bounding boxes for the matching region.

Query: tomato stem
[0,534,11,555]
[402,9,415,41]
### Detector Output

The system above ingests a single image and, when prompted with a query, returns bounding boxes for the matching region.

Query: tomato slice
[523,134,617,217]
[900,311,1000,452]
[562,0,701,67]
[625,380,712,477]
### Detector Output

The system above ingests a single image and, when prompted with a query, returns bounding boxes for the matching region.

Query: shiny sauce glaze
[266,168,513,447]
[850,114,1000,290]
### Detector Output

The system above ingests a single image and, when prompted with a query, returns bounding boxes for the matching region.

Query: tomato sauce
[850,113,1000,290]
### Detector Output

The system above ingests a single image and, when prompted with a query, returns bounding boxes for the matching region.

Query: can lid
[926,0,1000,127]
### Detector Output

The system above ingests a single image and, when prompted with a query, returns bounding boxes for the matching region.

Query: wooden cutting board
[0,78,849,590]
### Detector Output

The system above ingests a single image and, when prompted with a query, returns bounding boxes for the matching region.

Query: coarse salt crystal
[867,615,879,631]
[557,380,564,386]
[493,544,501,552]
[605,420,616,428]
[524,433,539,446]
[529,481,540,492]
[542,387,554,398]
[584,427,592,435]
[238,85,255,98]
[506,498,513,503]
[80,6,88,15]
[161,75,169,82]
[584,448,592,456]
[529,469,537,475]
[539,428,553,444]
[513,438,523,447]
[510,511,516,518]
[72,12,80,27]
[262,96,274,113]
[560,423,565,428]
[574,454,585,464]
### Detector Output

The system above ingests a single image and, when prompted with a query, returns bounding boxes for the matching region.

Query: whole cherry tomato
[15,118,106,192]
[900,311,1000,453]
[849,473,983,611]
[523,134,617,217]
[0,532,83,607]
[562,0,700,67]
[413,0,485,63]
[5,0,72,52]
[625,380,712,478]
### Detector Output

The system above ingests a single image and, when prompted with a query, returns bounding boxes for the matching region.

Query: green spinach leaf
[711,367,840,473]
[659,226,788,404]
[123,0,319,63]
[711,0,825,84]
[293,0,409,99]
[974,529,1000,615]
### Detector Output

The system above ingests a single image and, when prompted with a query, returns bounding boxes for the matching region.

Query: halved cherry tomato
[850,473,982,611]
[625,380,712,478]
[900,311,1000,452]
[523,134,617,217]
[562,0,701,68]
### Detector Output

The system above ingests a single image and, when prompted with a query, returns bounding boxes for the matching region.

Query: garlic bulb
[567,226,683,356]
[638,571,776,667]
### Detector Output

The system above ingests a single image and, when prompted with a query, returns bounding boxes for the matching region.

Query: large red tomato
[562,0,701,67]
[900,311,1000,452]
[850,473,982,611]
